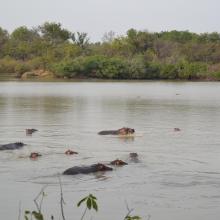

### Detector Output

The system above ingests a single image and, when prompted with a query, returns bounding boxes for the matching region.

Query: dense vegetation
[1,22,220,80]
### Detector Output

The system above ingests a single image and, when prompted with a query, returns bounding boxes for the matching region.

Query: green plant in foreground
[125,216,142,220]
[24,187,47,220]
[77,194,98,220]
[22,185,142,220]
[24,210,44,220]
[77,194,98,211]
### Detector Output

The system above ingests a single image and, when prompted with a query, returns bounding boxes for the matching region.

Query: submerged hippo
[26,129,38,135]
[29,152,42,159]
[0,142,26,151]
[110,159,128,166]
[129,152,138,158]
[65,149,78,155]
[129,152,139,163]
[63,163,113,175]
[98,127,135,135]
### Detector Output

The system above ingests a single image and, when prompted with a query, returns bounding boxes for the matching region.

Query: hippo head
[94,163,113,172]
[110,159,128,166]
[29,152,42,159]
[26,129,38,135]
[65,149,78,155]
[118,127,135,135]
[129,152,138,158]
[128,128,135,134]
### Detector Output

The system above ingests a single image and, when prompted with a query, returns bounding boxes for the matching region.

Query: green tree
[8,26,40,61]
[74,32,89,49]
[0,27,9,57]
[126,29,154,54]
[39,22,71,44]
[11,26,39,42]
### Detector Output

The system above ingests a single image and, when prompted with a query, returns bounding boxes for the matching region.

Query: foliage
[0,27,9,58]
[39,22,71,44]
[51,57,85,78]
[24,210,44,220]
[0,23,219,80]
[0,57,18,73]
[77,194,98,211]
[52,56,129,79]
[125,216,142,220]
[177,60,208,79]
[127,55,146,79]
[74,32,89,49]
[84,56,128,79]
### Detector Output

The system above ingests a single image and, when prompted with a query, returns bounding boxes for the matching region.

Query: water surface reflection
[0,81,220,220]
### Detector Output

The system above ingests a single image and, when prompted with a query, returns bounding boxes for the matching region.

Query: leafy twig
[77,194,98,220]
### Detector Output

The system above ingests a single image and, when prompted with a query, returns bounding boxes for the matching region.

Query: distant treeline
[1,22,220,80]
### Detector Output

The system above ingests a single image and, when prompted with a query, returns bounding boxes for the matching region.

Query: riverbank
[0,71,220,82]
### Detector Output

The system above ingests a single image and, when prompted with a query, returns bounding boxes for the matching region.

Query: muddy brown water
[0,81,220,220]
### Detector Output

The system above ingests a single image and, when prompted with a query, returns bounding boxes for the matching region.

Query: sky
[0,0,219,41]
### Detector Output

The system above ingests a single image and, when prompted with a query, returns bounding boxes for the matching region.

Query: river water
[0,81,220,220]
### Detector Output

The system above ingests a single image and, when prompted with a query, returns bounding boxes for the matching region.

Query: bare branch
[58,175,66,220]
[33,185,47,213]
[124,200,134,219]
[18,201,21,220]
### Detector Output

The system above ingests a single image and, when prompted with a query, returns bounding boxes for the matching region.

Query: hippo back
[0,142,25,150]
[63,164,113,175]
[63,165,98,175]
[98,130,119,135]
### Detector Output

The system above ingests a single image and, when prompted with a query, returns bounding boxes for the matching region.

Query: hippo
[129,153,138,158]
[98,127,135,135]
[63,163,113,175]
[26,129,38,135]
[110,159,128,166]
[174,128,181,132]
[0,142,26,151]
[129,152,139,163]
[29,152,42,159]
[65,150,78,155]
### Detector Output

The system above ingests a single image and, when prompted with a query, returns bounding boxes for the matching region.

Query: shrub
[51,56,129,79]
[0,57,18,73]
[128,56,146,79]
[211,71,220,80]
[83,56,129,79]
[51,57,86,78]
[159,63,178,79]
[144,62,161,79]
[177,61,207,79]
[15,63,31,77]
[0,57,31,76]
